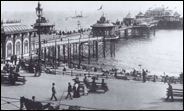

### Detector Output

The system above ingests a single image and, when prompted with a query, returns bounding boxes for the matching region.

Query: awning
[2,25,37,35]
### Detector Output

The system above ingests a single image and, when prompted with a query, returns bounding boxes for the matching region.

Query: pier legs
[88,41,91,65]
[96,41,98,61]
[63,45,66,63]
[103,38,106,58]
[58,46,60,66]
[44,48,46,67]
[78,43,81,68]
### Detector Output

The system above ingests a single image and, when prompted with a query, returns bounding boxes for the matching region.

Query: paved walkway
[1,70,183,110]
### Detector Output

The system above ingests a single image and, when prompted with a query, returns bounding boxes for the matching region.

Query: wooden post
[21,33,24,58]
[68,39,70,67]
[29,32,32,56]
[103,37,106,58]
[81,44,83,61]
[73,43,75,62]
[114,40,115,57]
[96,41,98,61]
[76,43,77,53]
[13,34,15,57]
[110,40,112,57]
[48,47,50,62]
[93,41,95,58]
[44,48,46,68]
[63,45,65,63]
[78,43,81,68]
[88,41,90,65]
[69,44,71,68]
[58,45,60,66]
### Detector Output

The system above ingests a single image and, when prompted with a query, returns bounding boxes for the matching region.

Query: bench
[166,88,183,97]
[89,82,108,93]
[1,74,26,85]
[78,81,108,93]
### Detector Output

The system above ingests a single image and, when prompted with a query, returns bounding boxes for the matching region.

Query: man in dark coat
[50,83,57,101]
[91,78,97,92]
[14,55,17,65]
[165,83,174,102]
[11,55,14,63]
[65,82,73,100]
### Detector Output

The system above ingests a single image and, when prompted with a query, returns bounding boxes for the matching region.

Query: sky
[1,1,183,14]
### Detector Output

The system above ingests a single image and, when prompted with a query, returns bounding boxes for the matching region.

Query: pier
[26,15,118,69]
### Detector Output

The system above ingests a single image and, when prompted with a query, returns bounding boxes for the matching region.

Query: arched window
[24,40,28,54]
[7,43,12,58]
[16,41,21,55]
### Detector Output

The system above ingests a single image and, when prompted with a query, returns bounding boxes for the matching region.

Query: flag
[98,5,103,10]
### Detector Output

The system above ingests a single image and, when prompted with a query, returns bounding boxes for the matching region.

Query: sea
[1,11,183,77]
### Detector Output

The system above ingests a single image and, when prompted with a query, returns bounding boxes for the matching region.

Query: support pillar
[44,47,46,67]
[81,44,83,61]
[114,40,115,57]
[21,33,24,58]
[76,43,77,53]
[68,44,70,67]
[69,44,71,68]
[88,42,90,65]
[29,32,32,56]
[63,45,66,63]
[125,29,128,37]
[103,37,106,58]
[96,41,98,61]
[110,40,112,57]
[58,45,60,66]
[93,41,95,58]
[73,43,75,61]
[13,34,15,57]
[48,47,50,62]
[78,43,81,68]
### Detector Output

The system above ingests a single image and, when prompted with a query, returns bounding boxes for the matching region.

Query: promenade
[1,67,183,110]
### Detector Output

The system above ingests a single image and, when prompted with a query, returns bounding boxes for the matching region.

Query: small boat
[72,11,83,18]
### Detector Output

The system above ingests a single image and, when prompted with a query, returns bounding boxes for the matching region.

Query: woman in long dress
[73,83,77,98]
[83,83,88,95]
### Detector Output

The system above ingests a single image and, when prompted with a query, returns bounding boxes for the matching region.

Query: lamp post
[78,20,81,68]
[36,2,43,76]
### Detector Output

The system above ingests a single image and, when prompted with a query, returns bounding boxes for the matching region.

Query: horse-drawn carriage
[19,96,81,110]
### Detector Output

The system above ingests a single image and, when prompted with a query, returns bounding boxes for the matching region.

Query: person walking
[14,55,17,65]
[50,83,57,101]
[101,79,109,92]
[82,75,89,95]
[83,74,89,89]
[165,83,174,102]
[65,82,73,100]
[10,55,14,64]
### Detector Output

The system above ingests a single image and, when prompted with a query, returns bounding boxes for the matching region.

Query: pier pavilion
[1,20,37,60]
[123,12,134,26]
[32,15,55,34]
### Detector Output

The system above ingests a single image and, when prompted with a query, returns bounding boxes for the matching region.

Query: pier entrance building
[1,20,37,60]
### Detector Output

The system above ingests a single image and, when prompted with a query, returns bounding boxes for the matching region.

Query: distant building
[123,12,134,26]
[32,4,55,35]
[91,15,117,39]
[1,20,37,59]
[144,7,181,21]
[135,12,145,19]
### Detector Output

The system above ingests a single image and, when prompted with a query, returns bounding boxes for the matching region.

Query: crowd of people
[48,74,109,102]
[2,55,21,84]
